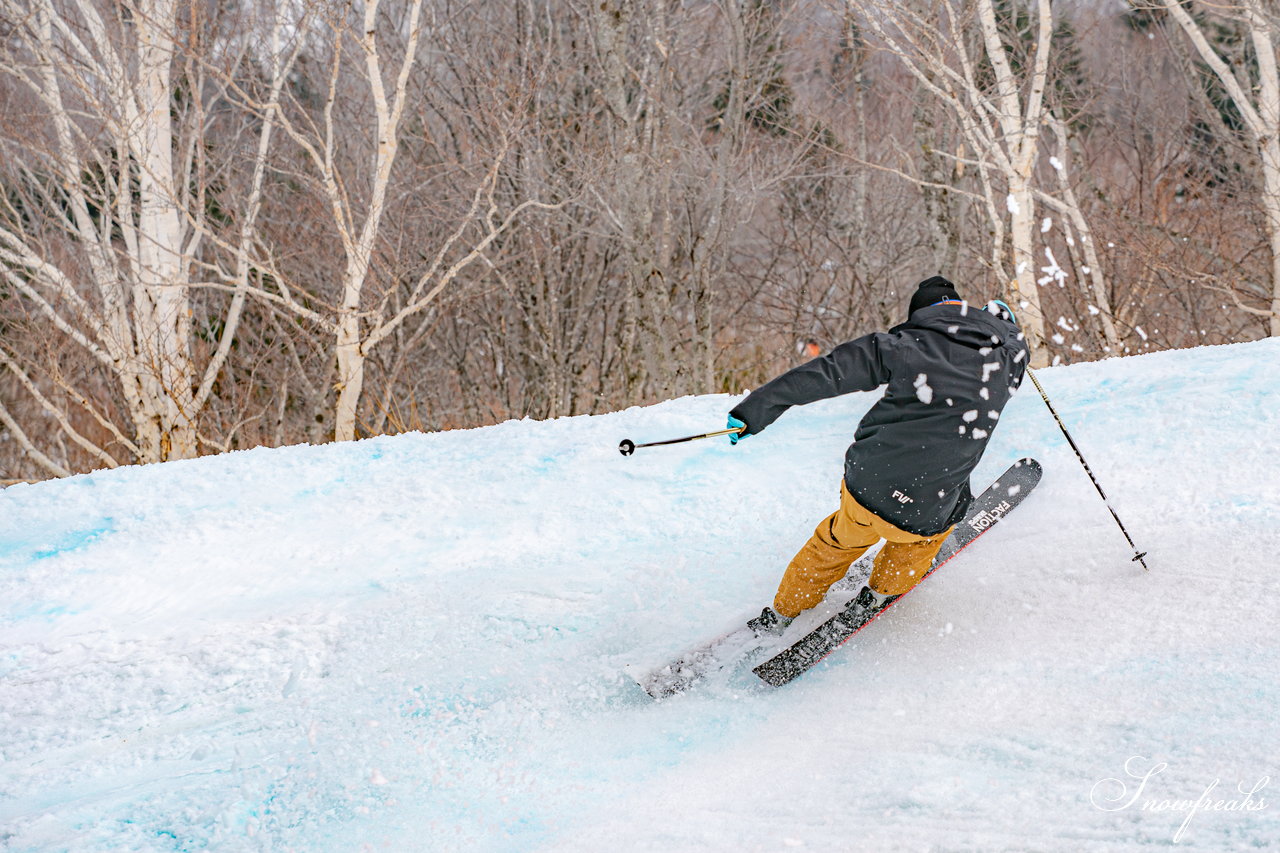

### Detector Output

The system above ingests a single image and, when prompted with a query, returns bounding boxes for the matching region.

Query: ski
[630,557,884,699]
[628,625,763,700]
[630,457,1041,699]
[752,457,1042,687]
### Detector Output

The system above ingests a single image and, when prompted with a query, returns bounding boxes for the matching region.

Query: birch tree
[0,0,290,473]
[1156,0,1280,336]
[849,0,1055,363]
[230,0,557,442]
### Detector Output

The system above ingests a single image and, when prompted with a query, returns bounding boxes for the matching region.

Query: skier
[727,276,1028,635]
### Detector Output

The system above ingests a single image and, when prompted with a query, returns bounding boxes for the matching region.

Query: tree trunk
[1261,141,1280,337]
[1251,5,1280,337]
[334,312,366,443]
[129,0,198,460]
[1006,176,1048,363]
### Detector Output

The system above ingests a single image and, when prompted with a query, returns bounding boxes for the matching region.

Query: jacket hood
[893,301,1020,350]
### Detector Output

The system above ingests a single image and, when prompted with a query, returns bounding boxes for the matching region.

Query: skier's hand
[727,414,748,445]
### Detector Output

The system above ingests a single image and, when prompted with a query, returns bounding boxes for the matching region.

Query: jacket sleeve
[729,332,894,436]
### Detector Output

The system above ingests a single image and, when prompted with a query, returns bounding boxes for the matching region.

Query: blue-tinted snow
[1,339,1278,851]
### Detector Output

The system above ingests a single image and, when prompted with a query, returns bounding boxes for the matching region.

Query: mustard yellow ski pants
[773,480,953,618]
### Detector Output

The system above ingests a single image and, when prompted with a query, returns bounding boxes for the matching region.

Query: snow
[913,374,934,405]
[3,340,1280,851]
[1039,247,1069,288]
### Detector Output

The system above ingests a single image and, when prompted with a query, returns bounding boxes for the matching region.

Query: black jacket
[730,303,1028,536]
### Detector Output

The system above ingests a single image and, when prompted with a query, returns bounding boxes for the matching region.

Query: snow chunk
[1007,194,1020,214]
[962,410,979,423]
[1038,248,1067,288]
[914,374,934,404]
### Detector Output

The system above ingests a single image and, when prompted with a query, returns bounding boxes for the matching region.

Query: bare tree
[216,0,559,442]
[1036,113,1121,351]
[1,0,1274,483]
[1153,0,1280,336]
[0,0,289,474]
[842,0,1060,362]
[590,0,682,398]
[589,0,803,399]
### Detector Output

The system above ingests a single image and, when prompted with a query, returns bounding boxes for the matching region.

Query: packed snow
[2,339,1278,851]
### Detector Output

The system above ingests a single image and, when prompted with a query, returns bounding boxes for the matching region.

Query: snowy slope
[2,339,1278,852]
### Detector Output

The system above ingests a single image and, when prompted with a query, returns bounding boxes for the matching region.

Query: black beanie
[908,276,961,317]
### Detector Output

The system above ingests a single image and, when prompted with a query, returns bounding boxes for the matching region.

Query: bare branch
[0,345,120,469]
[0,398,73,478]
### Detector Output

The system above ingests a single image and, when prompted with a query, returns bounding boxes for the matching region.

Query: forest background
[1,0,1275,482]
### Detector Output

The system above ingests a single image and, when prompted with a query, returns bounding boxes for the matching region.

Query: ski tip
[637,679,678,701]
[1011,457,1043,486]
[622,665,660,700]
[624,655,686,696]
[636,682,664,701]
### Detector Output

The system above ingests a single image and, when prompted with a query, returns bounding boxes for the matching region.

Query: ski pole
[1026,367,1149,571]
[618,426,744,456]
